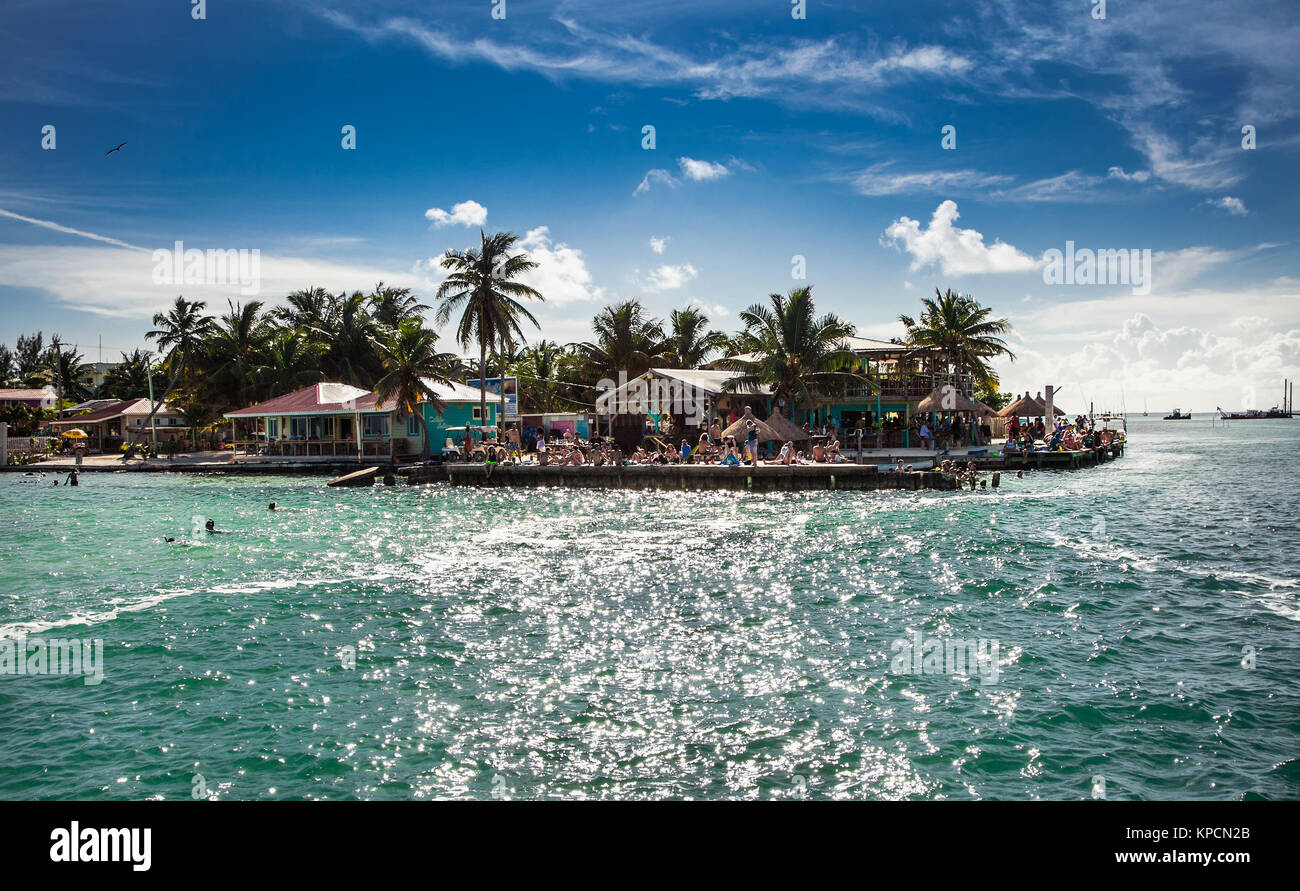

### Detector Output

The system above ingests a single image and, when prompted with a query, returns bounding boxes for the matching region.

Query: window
[406,413,420,437]
[266,418,280,439]
[323,417,335,439]
[362,414,389,438]
[472,406,483,421]
[290,417,309,439]
[339,418,353,441]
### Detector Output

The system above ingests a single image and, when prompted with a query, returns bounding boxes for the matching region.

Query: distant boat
[1216,406,1294,420]
[1142,399,1148,417]
[1163,408,1192,420]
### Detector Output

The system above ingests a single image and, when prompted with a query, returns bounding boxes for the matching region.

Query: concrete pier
[408,463,957,492]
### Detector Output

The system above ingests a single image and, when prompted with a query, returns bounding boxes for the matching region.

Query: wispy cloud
[0,208,148,252]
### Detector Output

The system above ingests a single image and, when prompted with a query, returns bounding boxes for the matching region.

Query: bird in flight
[106,142,126,156]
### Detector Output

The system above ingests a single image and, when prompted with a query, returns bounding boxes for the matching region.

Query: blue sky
[2,0,1298,409]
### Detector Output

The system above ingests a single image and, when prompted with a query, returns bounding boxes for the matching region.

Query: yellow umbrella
[61,429,89,439]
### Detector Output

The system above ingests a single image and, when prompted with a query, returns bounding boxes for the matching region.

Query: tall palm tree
[666,307,728,368]
[897,289,1015,391]
[574,300,669,382]
[368,282,430,330]
[127,296,216,457]
[208,299,267,410]
[373,321,457,461]
[313,291,382,387]
[275,286,333,331]
[722,286,864,420]
[435,231,544,432]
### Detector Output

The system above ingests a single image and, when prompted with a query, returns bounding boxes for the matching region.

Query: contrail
[0,208,149,252]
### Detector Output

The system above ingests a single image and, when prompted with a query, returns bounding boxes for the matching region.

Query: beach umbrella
[916,386,979,413]
[764,411,811,442]
[61,429,88,439]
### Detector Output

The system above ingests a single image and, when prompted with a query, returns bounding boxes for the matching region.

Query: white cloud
[513,226,604,306]
[640,263,698,292]
[1206,195,1248,215]
[882,200,1040,276]
[635,157,744,195]
[0,244,424,318]
[649,236,667,254]
[1107,166,1151,183]
[849,164,1013,197]
[678,157,729,181]
[0,207,148,252]
[686,297,728,318]
[424,199,488,228]
[634,168,678,195]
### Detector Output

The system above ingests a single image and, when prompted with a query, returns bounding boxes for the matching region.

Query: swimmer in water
[268,502,276,511]
[204,519,219,533]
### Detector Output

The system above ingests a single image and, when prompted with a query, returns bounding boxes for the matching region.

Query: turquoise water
[1,417,1297,800]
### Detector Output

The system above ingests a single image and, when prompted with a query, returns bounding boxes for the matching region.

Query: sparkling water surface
[1,417,1297,800]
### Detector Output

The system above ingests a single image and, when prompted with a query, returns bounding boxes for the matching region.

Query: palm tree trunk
[499,336,508,442]
[478,341,488,435]
[418,411,431,462]
[124,357,183,459]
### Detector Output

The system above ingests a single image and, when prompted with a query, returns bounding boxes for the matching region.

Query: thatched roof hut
[997,392,1065,418]
[765,411,811,442]
[916,386,980,413]
[721,406,781,443]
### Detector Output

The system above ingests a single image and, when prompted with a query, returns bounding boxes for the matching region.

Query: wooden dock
[406,443,1122,492]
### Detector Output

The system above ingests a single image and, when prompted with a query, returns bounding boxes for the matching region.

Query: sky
[1,0,1298,412]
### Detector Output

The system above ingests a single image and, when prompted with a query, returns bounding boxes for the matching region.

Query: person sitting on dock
[919,421,933,451]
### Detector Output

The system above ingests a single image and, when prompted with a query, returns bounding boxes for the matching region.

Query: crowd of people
[1003,413,1120,455]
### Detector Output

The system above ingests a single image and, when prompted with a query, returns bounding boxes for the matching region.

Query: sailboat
[1142,398,1148,417]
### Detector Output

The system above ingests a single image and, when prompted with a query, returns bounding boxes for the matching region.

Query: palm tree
[898,289,1015,392]
[514,340,571,413]
[45,336,91,407]
[722,286,864,420]
[373,321,457,461]
[313,291,382,387]
[208,299,267,410]
[436,231,544,432]
[573,300,669,382]
[127,296,215,457]
[253,330,325,399]
[275,286,333,331]
[666,307,728,368]
[368,282,430,330]
[98,349,161,400]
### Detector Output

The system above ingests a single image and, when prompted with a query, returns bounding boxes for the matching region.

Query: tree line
[1,229,1016,454]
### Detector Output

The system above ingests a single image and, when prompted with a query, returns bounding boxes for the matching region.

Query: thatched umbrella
[916,386,979,413]
[721,406,781,443]
[998,392,1065,418]
[765,411,811,442]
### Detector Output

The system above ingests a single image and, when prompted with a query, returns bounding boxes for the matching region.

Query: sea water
[1,417,1296,799]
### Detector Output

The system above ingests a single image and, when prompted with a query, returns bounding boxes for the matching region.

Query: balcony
[831,371,975,404]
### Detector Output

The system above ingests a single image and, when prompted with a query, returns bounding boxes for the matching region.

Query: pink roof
[224,383,380,418]
[49,398,176,425]
[0,388,54,400]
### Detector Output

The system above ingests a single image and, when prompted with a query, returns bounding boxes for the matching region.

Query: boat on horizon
[1163,408,1192,420]
[1216,406,1295,420]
